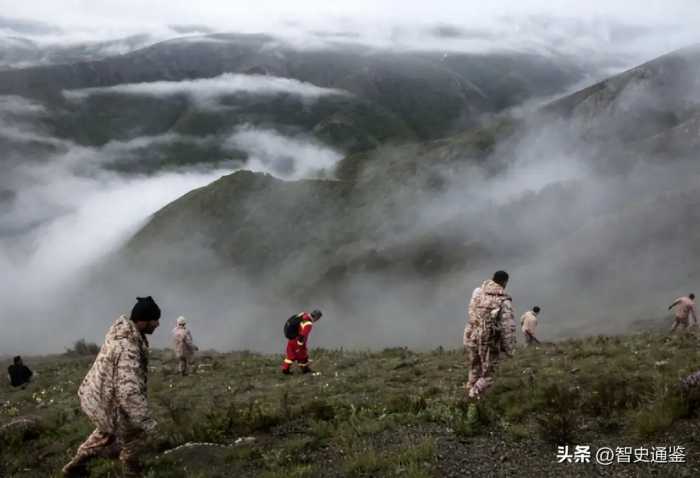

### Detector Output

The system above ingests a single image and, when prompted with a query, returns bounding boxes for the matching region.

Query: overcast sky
[2,1,700,63]
[4,0,700,27]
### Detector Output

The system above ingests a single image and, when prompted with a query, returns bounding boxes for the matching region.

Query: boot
[62,458,89,478]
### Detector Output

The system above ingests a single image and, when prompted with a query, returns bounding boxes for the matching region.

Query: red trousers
[282,340,309,371]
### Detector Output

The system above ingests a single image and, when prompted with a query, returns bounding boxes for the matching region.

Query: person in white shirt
[520,306,541,346]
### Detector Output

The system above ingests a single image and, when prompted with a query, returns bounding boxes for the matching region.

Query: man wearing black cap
[464,271,516,399]
[62,297,161,477]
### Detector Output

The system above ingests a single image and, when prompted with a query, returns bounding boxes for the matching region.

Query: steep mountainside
[0,33,582,143]
[544,44,700,155]
[0,34,155,70]
[122,45,700,340]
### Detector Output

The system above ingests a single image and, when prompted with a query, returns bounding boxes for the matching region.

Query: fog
[0,89,346,354]
[228,127,342,179]
[0,99,231,353]
[1,99,696,355]
[3,1,700,71]
[1,3,700,356]
[90,118,699,356]
[287,123,700,352]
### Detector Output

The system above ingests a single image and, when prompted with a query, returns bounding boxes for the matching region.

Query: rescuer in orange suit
[282,309,322,374]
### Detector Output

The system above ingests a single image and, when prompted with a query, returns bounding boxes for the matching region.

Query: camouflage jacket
[78,316,156,434]
[172,326,195,359]
[465,280,515,354]
[671,296,697,321]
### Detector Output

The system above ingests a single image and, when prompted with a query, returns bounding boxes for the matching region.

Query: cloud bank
[63,73,348,106]
[2,1,700,69]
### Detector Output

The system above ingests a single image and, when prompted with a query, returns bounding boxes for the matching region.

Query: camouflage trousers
[465,344,501,399]
[177,357,190,376]
[671,317,692,332]
[64,428,146,476]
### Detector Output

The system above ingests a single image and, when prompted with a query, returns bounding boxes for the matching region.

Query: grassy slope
[2,331,700,477]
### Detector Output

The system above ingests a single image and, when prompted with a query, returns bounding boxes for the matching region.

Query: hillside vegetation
[2,331,700,477]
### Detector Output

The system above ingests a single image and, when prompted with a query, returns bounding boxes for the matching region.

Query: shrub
[532,383,581,444]
[386,394,427,415]
[582,372,650,419]
[65,339,99,356]
[343,447,387,477]
[631,388,690,438]
[301,399,336,421]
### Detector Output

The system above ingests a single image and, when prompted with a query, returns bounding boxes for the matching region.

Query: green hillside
[2,331,700,477]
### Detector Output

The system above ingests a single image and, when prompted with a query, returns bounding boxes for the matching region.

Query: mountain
[0,32,155,71]
[127,43,700,276]
[121,44,700,341]
[543,44,700,156]
[123,115,519,287]
[0,33,582,148]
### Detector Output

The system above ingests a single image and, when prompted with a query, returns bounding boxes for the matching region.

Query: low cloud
[226,126,342,179]
[63,73,348,107]
[3,2,700,74]
[0,95,233,353]
[0,92,347,353]
[0,158,229,355]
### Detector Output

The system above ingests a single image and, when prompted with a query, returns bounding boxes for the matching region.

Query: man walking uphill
[62,297,161,478]
[282,309,322,375]
[464,271,515,399]
[669,293,697,332]
[520,306,541,346]
[172,316,197,376]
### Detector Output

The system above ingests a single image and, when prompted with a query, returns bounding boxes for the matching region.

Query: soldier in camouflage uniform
[172,316,197,376]
[62,297,161,478]
[669,293,697,332]
[463,271,515,399]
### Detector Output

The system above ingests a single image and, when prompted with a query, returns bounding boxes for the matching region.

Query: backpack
[485,306,504,343]
[474,293,506,344]
[283,313,303,339]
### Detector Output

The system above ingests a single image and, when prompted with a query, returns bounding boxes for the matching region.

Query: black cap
[311,309,323,319]
[492,270,509,286]
[130,296,161,322]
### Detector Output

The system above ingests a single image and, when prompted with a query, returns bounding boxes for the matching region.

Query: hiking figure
[62,297,161,478]
[520,306,541,346]
[172,316,197,376]
[7,356,33,388]
[669,293,697,332]
[282,309,322,375]
[464,271,515,399]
